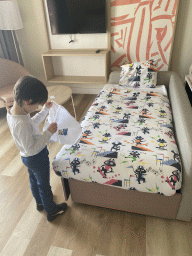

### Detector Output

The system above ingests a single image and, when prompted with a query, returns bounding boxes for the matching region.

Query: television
[46,0,107,35]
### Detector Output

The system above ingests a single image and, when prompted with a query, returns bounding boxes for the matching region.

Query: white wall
[16,0,192,86]
[170,0,192,82]
[16,0,49,85]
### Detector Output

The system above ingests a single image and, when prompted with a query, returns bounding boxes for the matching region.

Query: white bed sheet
[52,84,182,196]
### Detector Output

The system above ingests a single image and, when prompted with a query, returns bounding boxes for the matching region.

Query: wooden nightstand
[185,75,192,106]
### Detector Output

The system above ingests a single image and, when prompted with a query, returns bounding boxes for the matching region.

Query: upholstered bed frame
[60,71,192,222]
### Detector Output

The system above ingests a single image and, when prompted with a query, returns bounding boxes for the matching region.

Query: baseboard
[66,84,105,94]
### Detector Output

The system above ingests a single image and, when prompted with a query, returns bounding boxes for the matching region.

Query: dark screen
[46,0,107,34]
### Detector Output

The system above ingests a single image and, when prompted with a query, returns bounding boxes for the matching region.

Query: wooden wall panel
[110,0,179,71]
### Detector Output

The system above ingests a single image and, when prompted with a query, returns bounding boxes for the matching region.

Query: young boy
[6,76,67,222]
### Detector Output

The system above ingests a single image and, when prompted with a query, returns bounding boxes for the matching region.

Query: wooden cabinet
[42,49,111,85]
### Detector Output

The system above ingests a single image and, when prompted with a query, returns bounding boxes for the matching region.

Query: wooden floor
[0,94,192,256]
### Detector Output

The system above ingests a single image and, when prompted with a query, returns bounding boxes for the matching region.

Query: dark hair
[14,76,48,107]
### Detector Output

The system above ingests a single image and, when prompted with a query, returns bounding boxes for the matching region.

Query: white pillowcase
[119,59,158,88]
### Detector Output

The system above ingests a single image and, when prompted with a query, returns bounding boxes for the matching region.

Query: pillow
[119,59,158,88]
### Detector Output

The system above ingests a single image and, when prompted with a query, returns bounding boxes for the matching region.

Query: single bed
[52,70,192,222]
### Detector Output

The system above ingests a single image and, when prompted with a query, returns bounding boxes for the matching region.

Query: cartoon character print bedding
[53,85,182,196]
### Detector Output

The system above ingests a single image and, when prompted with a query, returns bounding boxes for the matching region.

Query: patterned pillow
[119,59,158,88]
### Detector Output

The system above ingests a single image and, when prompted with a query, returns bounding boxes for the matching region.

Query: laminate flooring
[0,94,192,256]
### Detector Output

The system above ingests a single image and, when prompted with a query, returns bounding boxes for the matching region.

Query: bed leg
[61,178,70,201]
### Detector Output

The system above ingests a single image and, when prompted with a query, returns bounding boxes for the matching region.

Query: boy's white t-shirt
[6,105,52,157]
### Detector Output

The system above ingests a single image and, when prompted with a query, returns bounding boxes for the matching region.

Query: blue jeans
[21,147,57,215]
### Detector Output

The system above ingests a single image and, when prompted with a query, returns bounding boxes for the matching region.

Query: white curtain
[0,30,23,65]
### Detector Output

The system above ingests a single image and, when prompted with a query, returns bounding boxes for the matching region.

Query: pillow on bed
[119,59,158,88]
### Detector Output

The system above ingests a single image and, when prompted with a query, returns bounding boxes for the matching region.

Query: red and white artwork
[111,0,178,71]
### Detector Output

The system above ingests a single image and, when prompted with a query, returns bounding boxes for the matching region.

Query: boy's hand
[45,101,53,109]
[47,122,57,134]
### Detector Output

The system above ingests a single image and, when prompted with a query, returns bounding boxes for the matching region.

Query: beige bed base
[60,71,192,222]
[61,178,181,220]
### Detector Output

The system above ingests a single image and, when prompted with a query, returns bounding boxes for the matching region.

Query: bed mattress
[52,84,182,196]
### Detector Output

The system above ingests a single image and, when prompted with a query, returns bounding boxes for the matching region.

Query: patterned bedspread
[53,84,182,196]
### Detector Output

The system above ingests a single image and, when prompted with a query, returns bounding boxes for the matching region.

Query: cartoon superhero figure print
[146,73,152,80]
[67,144,80,154]
[147,103,154,107]
[114,123,127,131]
[133,82,140,88]
[93,114,100,120]
[165,130,174,139]
[145,95,151,101]
[96,91,103,99]
[99,105,106,111]
[141,108,150,115]
[58,128,68,135]
[156,139,167,150]
[159,110,166,118]
[126,93,139,101]
[107,92,113,98]
[134,165,147,184]
[114,107,122,114]
[133,136,145,146]
[125,151,140,162]
[70,158,80,175]
[149,59,156,65]
[141,127,150,134]
[92,102,99,107]
[100,133,111,143]
[126,100,135,106]
[149,83,156,88]
[111,141,122,151]
[129,63,134,71]
[82,130,92,138]
[171,150,180,162]
[138,117,146,125]
[166,170,180,190]
[136,65,143,76]
[123,113,131,120]
[93,122,100,129]
[133,92,140,97]
[97,159,116,178]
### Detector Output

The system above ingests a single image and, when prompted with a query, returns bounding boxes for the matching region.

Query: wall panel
[111,0,179,71]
